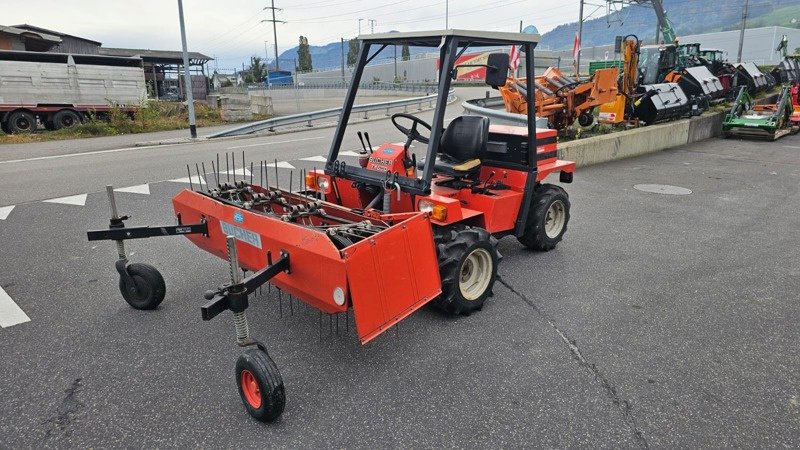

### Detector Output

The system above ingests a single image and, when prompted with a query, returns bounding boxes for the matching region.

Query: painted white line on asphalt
[0,143,185,165]
[0,205,14,220]
[115,184,150,195]
[42,193,87,206]
[219,168,252,176]
[0,286,30,328]
[272,161,295,169]
[168,175,206,185]
[784,145,800,149]
[299,155,328,162]
[339,150,363,157]
[227,136,326,150]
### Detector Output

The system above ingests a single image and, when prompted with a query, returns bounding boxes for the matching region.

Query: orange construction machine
[498,66,619,130]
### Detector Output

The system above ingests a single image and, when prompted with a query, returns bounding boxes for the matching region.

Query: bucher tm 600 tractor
[87,30,575,423]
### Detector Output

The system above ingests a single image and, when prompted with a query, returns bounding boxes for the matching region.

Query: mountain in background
[278,0,800,70]
[540,0,800,50]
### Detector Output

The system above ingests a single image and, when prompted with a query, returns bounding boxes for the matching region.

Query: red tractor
[88,30,575,422]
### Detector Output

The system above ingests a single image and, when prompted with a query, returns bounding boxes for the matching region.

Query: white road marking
[115,184,150,195]
[339,150,364,157]
[299,155,328,162]
[0,143,185,165]
[219,168,252,176]
[272,161,295,169]
[43,193,87,206]
[783,145,800,149]
[0,205,14,220]
[168,175,206,185]
[0,286,30,328]
[227,136,326,150]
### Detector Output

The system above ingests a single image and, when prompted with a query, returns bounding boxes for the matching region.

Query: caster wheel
[236,349,286,422]
[118,263,166,310]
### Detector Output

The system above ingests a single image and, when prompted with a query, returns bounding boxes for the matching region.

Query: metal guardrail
[243,81,438,94]
[208,89,455,138]
[462,97,549,129]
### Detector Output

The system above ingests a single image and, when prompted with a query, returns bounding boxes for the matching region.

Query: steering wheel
[391,113,432,146]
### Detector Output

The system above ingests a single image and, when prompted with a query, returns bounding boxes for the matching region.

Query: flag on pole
[572,32,581,61]
[509,44,520,72]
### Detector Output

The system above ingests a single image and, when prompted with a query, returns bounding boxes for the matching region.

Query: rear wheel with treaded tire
[433,227,500,315]
[52,110,82,130]
[517,183,570,251]
[118,262,166,310]
[235,349,286,422]
[7,111,36,134]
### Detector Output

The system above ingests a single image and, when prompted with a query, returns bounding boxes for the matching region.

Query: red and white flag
[509,45,520,72]
[572,32,581,61]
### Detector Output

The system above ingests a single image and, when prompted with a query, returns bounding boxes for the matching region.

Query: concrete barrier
[559,119,692,167]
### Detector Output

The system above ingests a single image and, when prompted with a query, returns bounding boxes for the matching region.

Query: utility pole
[576,0,584,77]
[358,18,363,35]
[262,1,285,70]
[446,0,449,29]
[368,19,376,34]
[737,0,749,63]
[341,38,346,85]
[176,0,196,138]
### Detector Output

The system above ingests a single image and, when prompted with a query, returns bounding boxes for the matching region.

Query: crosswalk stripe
[42,194,87,206]
[0,286,30,328]
[299,155,328,162]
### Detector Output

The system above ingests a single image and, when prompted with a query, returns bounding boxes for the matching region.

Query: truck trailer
[0,50,146,133]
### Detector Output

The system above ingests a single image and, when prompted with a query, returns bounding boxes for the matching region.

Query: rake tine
[278,288,283,318]
[289,170,293,193]
[201,162,209,191]
[274,159,279,190]
[225,153,230,182]
[232,152,236,183]
[215,154,220,186]
[242,151,246,183]
[187,165,193,191]
[265,160,270,189]
[329,313,333,336]
[250,161,254,185]
[195,163,203,191]
[268,282,272,294]
[260,160,264,187]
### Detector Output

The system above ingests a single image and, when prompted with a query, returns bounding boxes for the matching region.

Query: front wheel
[118,263,166,310]
[7,111,36,134]
[433,227,500,315]
[235,349,286,422]
[517,184,570,251]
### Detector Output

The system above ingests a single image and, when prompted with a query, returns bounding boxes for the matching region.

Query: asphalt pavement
[0,111,798,448]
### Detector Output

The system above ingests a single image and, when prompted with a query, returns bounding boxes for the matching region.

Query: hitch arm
[87,222,208,241]
[201,251,290,321]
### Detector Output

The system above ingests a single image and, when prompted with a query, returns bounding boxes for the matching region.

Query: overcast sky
[4,0,591,70]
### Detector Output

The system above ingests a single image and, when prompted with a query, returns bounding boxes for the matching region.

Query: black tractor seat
[417,115,489,177]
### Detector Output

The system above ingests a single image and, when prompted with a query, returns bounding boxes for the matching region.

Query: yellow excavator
[598,35,640,125]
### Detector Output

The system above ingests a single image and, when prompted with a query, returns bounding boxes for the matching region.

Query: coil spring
[233,311,250,344]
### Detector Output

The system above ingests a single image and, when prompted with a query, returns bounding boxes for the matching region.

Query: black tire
[118,263,166,310]
[518,184,570,251]
[52,110,82,130]
[433,227,500,315]
[235,349,286,423]
[577,111,595,128]
[7,111,36,134]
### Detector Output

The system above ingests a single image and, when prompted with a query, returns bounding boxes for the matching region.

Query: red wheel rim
[240,369,262,409]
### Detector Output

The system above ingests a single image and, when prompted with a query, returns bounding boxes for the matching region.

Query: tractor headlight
[418,199,434,213]
[317,176,330,190]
